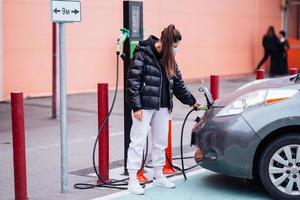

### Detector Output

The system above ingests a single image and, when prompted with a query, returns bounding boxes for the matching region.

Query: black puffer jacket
[126,35,196,112]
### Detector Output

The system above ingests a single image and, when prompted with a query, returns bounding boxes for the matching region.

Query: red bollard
[163,120,176,174]
[290,68,298,75]
[98,83,109,182]
[256,69,265,80]
[210,75,219,101]
[11,92,28,200]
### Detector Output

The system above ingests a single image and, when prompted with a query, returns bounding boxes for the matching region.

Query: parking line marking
[91,168,207,200]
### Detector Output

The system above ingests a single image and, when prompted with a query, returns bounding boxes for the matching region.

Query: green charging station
[123,1,144,173]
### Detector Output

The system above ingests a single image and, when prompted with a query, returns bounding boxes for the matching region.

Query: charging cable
[74,28,207,190]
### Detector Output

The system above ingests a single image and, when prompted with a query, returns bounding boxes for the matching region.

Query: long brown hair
[266,26,275,37]
[160,24,182,78]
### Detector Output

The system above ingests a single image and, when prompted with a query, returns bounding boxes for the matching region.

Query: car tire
[259,133,300,200]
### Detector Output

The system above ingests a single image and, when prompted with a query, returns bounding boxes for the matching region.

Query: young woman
[126,24,200,195]
[256,26,281,77]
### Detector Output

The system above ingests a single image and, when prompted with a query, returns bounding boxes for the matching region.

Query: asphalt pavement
[0,74,264,200]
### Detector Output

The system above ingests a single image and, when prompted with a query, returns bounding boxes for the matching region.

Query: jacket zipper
[141,82,146,92]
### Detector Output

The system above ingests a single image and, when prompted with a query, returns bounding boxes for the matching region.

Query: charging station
[123,1,144,174]
[75,0,205,192]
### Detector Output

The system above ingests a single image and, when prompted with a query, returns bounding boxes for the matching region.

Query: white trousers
[127,108,170,170]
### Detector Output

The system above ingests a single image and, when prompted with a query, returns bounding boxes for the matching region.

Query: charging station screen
[131,5,141,38]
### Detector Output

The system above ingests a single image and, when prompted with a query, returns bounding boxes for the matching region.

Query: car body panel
[192,76,300,179]
[214,76,296,107]
[191,108,261,179]
[242,86,300,139]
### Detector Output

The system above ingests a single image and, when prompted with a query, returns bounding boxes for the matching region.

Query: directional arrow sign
[71,9,79,15]
[51,0,81,23]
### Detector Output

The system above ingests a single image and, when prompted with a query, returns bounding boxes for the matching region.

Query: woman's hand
[133,109,143,121]
[192,103,201,111]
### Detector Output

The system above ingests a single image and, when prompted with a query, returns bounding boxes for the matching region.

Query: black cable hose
[180,108,197,180]
[74,54,150,190]
[74,53,200,190]
[74,53,129,190]
[146,108,199,180]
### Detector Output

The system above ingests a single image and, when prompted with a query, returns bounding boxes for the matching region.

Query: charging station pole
[123,1,143,173]
[51,0,81,193]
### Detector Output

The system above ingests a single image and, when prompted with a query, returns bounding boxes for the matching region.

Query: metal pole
[284,0,290,35]
[59,22,67,193]
[52,23,58,119]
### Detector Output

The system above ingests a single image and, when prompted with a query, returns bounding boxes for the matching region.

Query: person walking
[126,24,200,195]
[256,26,281,77]
[278,30,290,75]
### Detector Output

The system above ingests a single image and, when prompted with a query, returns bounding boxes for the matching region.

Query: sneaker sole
[128,188,145,195]
[153,182,175,189]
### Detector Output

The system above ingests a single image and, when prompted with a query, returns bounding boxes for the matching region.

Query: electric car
[191,74,300,200]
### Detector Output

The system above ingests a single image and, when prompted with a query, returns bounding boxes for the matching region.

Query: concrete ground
[0,74,270,200]
[94,169,271,200]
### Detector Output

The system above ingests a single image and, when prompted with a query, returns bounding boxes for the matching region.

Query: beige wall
[3,0,283,99]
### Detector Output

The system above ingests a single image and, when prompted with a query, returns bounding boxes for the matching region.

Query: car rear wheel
[259,133,300,200]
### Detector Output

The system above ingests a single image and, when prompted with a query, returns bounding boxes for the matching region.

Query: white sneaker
[153,176,175,188]
[128,179,144,195]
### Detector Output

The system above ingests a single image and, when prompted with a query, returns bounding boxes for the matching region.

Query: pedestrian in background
[126,24,200,195]
[256,26,281,77]
[278,30,290,75]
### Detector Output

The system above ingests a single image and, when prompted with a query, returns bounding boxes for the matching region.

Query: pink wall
[3,0,282,99]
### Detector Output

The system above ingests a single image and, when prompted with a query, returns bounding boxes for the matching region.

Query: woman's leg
[127,110,154,195]
[282,55,289,75]
[127,110,154,178]
[256,50,270,70]
[270,53,281,77]
[150,108,170,178]
[150,108,175,188]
